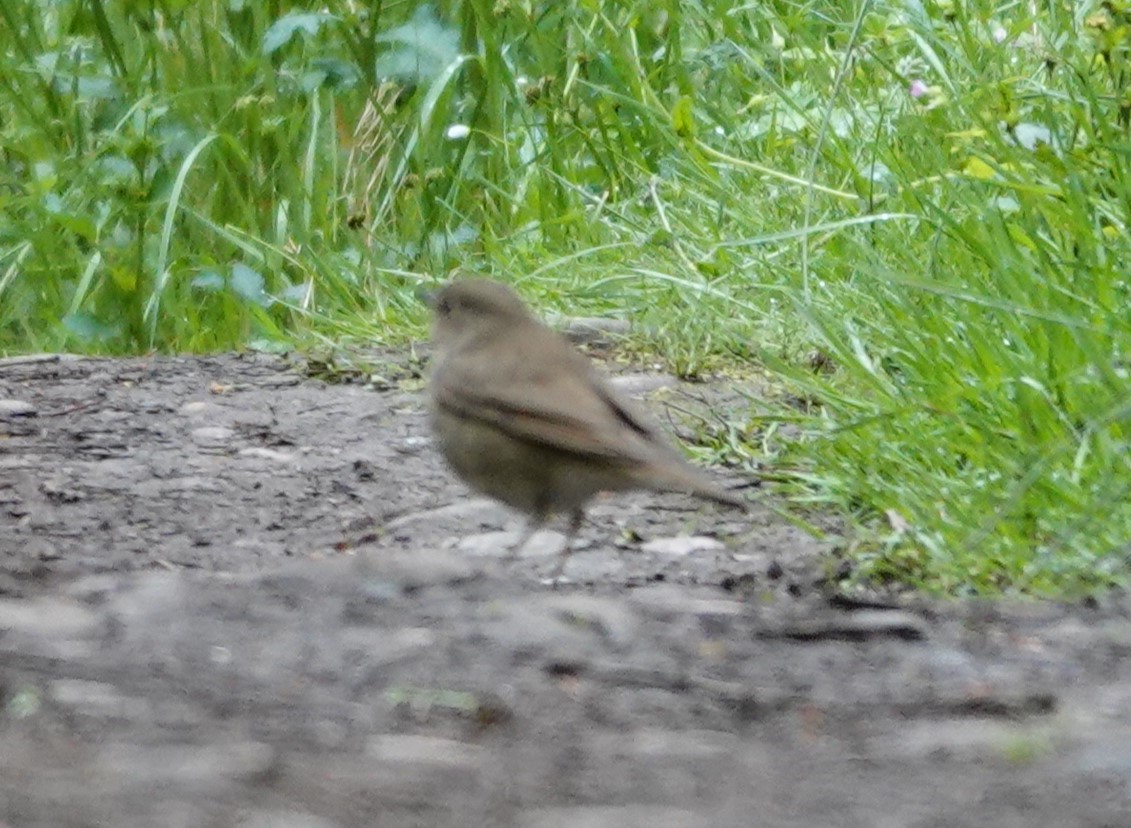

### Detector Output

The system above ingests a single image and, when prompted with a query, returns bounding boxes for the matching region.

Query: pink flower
[909,79,929,99]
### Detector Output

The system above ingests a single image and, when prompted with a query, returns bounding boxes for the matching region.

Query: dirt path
[1,353,1130,828]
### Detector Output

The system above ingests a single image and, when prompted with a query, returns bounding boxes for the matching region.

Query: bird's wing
[433,332,673,466]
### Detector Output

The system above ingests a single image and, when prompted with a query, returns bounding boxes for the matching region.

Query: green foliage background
[3,0,1131,594]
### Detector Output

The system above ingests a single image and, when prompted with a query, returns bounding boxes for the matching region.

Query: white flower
[445,124,470,140]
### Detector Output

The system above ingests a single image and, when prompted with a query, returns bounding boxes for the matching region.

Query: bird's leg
[567,507,585,546]
[547,507,586,582]
[507,495,561,559]
[506,518,542,559]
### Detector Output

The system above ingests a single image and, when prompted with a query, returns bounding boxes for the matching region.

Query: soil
[1,352,1130,828]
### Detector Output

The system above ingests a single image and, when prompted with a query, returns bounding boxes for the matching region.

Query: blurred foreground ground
[1,353,1129,828]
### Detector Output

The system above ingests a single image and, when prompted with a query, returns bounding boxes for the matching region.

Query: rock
[238,447,296,462]
[384,498,511,533]
[457,531,522,557]
[0,598,100,638]
[177,401,214,416]
[397,435,430,454]
[518,530,570,558]
[759,610,929,642]
[641,535,725,557]
[557,316,631,345]
[608,373,678,396]
[191,426,235,446]
[0,399,36,417]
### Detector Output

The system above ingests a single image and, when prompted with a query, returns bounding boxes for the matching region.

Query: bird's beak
[416,284,439,309]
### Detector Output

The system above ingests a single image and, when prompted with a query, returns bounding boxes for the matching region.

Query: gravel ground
[1,353,1129,828]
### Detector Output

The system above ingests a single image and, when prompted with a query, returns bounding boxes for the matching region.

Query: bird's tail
[643,463,749,510]
[691,481,748,510]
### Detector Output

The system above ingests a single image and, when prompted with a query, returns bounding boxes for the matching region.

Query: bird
[427,277,747,567]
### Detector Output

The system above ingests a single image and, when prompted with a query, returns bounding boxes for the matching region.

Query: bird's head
[428,278,534,348]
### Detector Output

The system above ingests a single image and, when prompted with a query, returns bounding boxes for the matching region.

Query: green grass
[2,0,1131,595]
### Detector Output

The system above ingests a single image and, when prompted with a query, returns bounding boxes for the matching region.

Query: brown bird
[427,278,746,561]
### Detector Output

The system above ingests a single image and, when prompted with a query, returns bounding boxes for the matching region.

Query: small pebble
[0,399,36,417]
[640,535,725,557]
[191,426,235,446]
